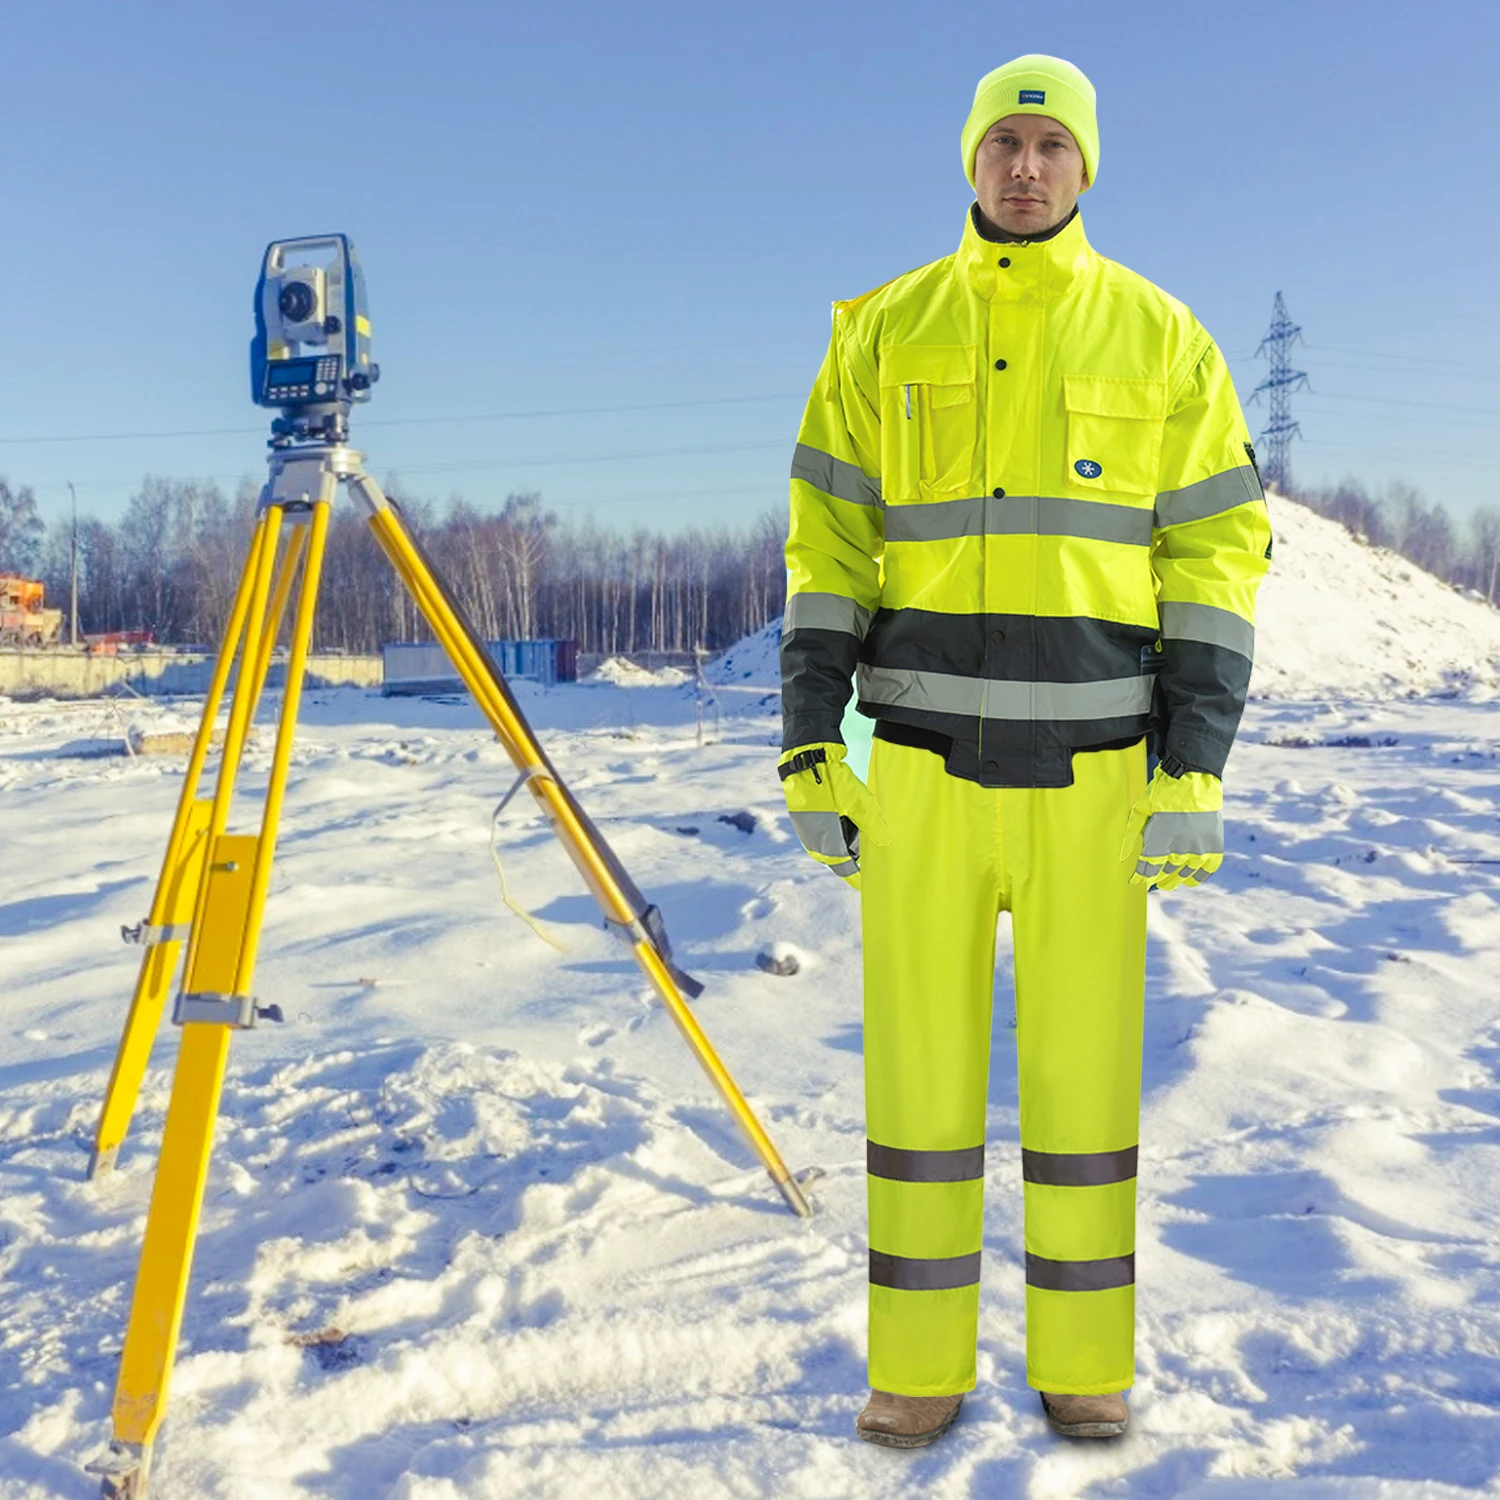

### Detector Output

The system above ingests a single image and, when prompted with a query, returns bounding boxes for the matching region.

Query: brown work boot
[855,1388,964,1448]
[1039,1390,1128,1437]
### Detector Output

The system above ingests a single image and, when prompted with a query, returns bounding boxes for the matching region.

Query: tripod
[85,440,811,1498]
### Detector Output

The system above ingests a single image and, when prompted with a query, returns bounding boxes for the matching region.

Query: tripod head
[251,234,379,446]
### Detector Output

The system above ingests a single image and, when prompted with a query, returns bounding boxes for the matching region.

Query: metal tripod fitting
[120,921,193,946]
[85,1439,150,1499]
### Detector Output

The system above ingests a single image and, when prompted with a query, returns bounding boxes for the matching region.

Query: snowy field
[5,497,1500,1498]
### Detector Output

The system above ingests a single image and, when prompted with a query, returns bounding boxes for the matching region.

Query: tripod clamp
[120,921,191,946]
[172,993,285,1028]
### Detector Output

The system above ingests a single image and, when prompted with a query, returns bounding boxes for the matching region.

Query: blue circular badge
[1074,458,1103,479]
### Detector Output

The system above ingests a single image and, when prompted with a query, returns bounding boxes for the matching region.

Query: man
[778,55,1270,1447]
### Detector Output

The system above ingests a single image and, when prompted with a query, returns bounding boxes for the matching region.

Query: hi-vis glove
[778,742,891,890]
[1121,764,1224,890]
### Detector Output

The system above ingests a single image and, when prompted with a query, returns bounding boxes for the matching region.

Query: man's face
[972,114,1088,236]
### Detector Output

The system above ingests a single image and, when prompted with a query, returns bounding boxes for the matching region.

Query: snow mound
[711,494,1500,704]
[589,656,689,687]
[1254,493,1500,699]
[704,619,780,689]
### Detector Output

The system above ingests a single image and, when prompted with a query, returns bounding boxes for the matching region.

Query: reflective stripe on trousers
[861,737,1148,1397]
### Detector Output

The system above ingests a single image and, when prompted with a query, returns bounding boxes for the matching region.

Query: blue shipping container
[383,638,577,695]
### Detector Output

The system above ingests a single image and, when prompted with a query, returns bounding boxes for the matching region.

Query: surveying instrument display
[85,235,810,1499]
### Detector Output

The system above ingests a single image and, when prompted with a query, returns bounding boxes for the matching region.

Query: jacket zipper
[904,383,912,420]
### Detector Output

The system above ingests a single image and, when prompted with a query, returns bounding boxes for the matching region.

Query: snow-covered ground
[4,499,1500,1498]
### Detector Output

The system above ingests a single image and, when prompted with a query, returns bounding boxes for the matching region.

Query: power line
[0,391,803,448]
[1301,389,1500,419]
[32,436,791,495]
[1306,344,1500,377]
[1231,344,1500,378]
[1234,355,1500,391]
[1299,406,1499,434]
[548,483,777,510]
[371,394,801,431]
[382,438,787,479]
[1301,441,1498,470]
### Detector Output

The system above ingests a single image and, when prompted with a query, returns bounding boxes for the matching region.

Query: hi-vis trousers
[861,736,1148,1397]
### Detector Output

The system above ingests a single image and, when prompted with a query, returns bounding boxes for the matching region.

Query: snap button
[990,629,1006,647]
[992,487,1006,499]
[983,760,999,775]
[998,257,1011,268]
[994,358,1007,370]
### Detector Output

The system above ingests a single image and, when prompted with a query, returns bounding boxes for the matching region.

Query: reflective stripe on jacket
[781,209,1272,787]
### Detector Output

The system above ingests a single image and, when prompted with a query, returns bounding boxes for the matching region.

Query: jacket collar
[955,203,1095,302]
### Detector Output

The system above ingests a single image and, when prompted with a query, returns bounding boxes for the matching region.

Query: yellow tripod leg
[90,800,213,1178]
[90,513,275,1179]
[234,501,329,993]
[93,506,290,1497]
[179,505,284,975]
[99,502,329,1493]
[100,833,258,1493]
[363,500,811,1217]
[243,522,309,726]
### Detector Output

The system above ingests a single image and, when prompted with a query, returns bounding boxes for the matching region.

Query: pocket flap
[1063,375,1168,420]
[880,344,975,389]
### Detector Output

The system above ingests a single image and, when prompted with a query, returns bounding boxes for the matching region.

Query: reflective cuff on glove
[1122,766,1224,891]
[790,808,858,861]
[779,739,889,884]
[1140,808,1223,858]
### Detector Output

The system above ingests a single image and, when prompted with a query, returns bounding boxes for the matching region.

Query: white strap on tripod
[490,766,567,952]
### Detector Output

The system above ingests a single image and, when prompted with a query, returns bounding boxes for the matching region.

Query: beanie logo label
[1074,459,1103,479]
[1019,89,1046,104]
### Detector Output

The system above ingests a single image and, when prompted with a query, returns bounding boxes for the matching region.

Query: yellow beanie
[961,54,1099,190]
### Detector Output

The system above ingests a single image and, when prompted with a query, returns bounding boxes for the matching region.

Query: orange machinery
[0,574,64,646]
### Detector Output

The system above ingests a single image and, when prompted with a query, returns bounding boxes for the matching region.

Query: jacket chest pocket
[879,344,977,504]
[1062,375,1167,500]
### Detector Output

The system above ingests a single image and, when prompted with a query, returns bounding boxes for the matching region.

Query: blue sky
[1,0,1495,533]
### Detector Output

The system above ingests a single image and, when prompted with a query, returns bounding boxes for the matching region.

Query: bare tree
[44,475,794,656]
[1301,476,1499,607]
[1469,508,1500,604]
[0,478,44,574]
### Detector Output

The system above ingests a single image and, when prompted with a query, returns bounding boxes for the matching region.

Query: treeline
[1293,478,1500,604]
[0,476,789,655]
[6,470,1498,657]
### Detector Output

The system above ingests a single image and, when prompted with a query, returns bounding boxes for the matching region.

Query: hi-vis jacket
[782,209,1272,787]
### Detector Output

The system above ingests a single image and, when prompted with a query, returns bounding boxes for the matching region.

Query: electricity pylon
[1249,290,1308,492]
